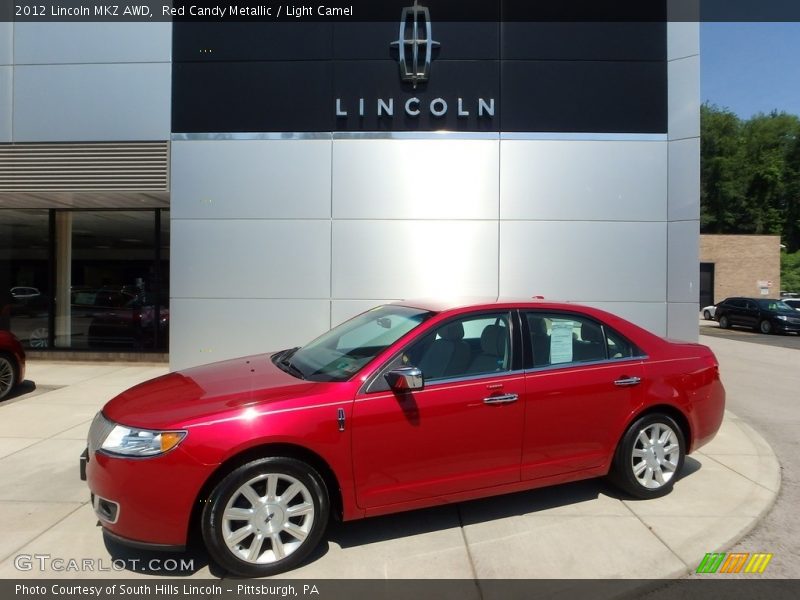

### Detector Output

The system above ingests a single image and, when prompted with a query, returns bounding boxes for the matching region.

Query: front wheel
[718,315,730,329]
[703,310,712,320]
[609,414,685,499]
[201,457,329,577]
[759,319,773,334]
[0,354,17,401]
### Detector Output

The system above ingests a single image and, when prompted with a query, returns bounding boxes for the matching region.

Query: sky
[701,22,800,118]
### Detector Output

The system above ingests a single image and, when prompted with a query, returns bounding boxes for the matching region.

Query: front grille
[87,412,115,456]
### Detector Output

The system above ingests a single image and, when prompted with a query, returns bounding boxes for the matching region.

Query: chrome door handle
[614,376,641,387]
[483,393,519,405]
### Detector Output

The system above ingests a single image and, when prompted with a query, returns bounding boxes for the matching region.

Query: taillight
[701,351,720,375]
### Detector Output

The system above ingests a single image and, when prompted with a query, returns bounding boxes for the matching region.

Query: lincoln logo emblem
[390,0,439,89]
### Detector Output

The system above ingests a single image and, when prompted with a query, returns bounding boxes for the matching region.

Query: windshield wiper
[277,348,305,380]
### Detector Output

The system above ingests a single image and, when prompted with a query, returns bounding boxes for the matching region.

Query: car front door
[351,311,524,510]
[726,299,747,327]
[742,300,760,328]
[521,312,645,480]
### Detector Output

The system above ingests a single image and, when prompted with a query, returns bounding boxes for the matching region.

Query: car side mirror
[385,366,424,392]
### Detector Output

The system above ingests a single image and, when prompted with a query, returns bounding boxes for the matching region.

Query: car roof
[390,296,563,313]
[388,297,668,348]
[389,297,636,320]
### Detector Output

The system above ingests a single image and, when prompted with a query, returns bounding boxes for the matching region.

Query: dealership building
[0,3,700,370]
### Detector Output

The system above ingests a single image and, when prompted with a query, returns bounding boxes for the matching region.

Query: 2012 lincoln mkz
[82,299,725,577]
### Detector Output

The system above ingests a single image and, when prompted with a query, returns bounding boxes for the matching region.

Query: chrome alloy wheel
[29,328,49,349]
[631,422,681,489]
[222,473,315,564]
[0,356,14,400]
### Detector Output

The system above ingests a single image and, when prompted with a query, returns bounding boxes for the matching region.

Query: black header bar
[6,1,800,23]
[3,579,800,600]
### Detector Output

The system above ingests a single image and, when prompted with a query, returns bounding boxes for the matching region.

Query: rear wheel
[201,457,329,577]
[718,315,730,329]
[0,354,16,401]
[703,310,712,320]
[609,414,685,499]
[759,319,773,334]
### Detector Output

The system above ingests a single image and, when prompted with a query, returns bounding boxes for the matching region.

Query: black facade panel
[500,61,667,133]
[501,22,666,61]
[172,62,333,132]
[333,61,499,131]
[334,22,500,60]
[172,23,334,61]
[171,7,668,134]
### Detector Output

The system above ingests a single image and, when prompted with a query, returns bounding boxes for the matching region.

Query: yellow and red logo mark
[696,552,773,574]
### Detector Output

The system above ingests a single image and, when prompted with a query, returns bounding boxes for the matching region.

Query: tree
[782,251,800,292]
[701,104,800,289]
[700,104,747,232]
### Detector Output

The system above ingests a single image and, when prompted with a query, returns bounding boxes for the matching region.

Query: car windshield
[285,305,433,382]
[758,299,793,311]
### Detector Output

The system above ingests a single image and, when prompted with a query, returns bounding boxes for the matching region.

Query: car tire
[758,319,773,335]
[703,310,712,320]
[201,457,329,577]
[718,315,730,329]
[0,353,17,401]
[609,414,685,500]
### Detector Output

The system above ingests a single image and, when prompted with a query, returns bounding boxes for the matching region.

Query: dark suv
[715,297,800,334]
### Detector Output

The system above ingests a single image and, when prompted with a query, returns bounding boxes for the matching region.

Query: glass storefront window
[54,210,168,351]
[1,208,169,353]
[0,210,52,349]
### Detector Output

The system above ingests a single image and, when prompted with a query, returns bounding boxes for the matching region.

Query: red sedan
[0,330,26,401]
[82,299,725,577]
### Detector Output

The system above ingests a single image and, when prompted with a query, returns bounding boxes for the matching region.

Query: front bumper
[82,445,213,547]
[102,527,185,553]
[774,320,800,333]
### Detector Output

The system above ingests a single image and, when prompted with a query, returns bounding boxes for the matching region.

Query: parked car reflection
[6,288,168,350]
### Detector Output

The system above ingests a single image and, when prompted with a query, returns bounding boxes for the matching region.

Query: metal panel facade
[0,6,701,367]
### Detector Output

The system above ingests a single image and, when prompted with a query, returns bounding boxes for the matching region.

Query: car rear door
[520,311,645,480]
[351,311,525,510]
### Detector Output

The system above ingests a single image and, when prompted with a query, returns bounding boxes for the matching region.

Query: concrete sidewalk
[0,360,780,580]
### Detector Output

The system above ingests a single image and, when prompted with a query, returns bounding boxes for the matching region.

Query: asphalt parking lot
[694,332,800,578]
[699,318,800,350]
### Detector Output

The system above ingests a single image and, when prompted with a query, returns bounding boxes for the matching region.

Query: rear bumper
[689,378,726,454]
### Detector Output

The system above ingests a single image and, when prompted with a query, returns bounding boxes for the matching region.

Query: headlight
[100,424,187,457]
[776,315,788,321]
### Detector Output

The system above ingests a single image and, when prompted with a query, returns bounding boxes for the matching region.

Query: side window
[526,313,607,367]
[376,312,512,387]
[605,328,640,360]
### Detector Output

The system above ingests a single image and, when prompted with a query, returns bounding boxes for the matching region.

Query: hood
[103,353,324,429]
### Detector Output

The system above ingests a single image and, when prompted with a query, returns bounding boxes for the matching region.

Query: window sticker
[550,320,574,364]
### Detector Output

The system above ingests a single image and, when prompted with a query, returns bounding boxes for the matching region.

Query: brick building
[699,235,781,306]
